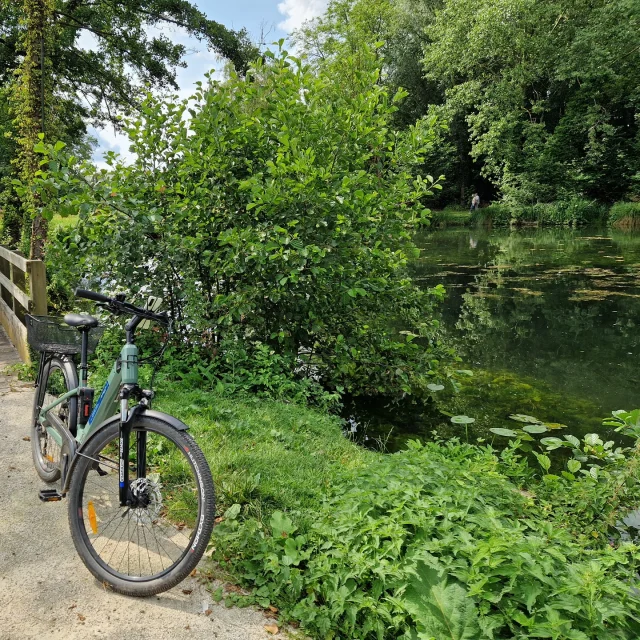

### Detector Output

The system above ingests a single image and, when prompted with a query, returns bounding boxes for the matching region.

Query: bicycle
[27,288,215,597]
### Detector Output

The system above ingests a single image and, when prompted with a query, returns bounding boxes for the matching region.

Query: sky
[89,0,329,164]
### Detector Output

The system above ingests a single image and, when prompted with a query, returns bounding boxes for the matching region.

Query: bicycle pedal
[38,489,63,502]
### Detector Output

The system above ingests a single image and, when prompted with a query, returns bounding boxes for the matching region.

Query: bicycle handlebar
[74,288,169,326]
[75,288,111,304]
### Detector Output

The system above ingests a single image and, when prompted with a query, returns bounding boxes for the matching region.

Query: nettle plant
[485,410,640,541]
[29,46,455,400]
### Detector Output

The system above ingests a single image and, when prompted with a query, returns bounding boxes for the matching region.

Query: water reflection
[346,227,640,451]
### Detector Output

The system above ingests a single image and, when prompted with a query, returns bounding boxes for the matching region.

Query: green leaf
[540,437,564,450]
[451,415,475,425]
[564,435,580,448]
[270,511,296,539]
[404,563,480,640]
[489,428,519,437]
[567,459,581,473]
[427,384,445,392]
[522,424,548,434]
[534,453,551,472]
[508,414,542,424]
[224,503,241,520]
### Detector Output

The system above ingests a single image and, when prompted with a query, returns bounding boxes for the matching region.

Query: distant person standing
[469,192,480,213]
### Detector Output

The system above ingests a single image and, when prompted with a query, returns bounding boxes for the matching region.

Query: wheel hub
[129,477,162,524]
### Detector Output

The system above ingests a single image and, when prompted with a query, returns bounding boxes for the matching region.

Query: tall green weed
[473,199,606,227]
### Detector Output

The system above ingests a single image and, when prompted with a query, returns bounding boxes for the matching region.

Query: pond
[345,226,640,451]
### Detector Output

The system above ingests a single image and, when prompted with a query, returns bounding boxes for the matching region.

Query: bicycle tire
[31,356,78,482]
[67,416,215,596]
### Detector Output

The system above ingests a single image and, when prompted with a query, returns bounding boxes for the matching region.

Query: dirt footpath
[0,330,279,640]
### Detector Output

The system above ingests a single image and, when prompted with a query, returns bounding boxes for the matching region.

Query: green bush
[33,47,454,401]
[609,202,640,228]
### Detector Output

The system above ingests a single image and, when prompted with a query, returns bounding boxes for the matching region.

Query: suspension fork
[118,384,146,506]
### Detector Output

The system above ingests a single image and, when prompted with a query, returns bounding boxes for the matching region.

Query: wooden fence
[0,246,46,363]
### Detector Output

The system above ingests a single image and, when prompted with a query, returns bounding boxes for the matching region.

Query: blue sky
[90,0,329,163]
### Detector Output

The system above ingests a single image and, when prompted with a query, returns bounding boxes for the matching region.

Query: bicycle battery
[78,387,95,425]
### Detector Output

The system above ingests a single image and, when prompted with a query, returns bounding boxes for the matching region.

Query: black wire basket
[26,315,104,355]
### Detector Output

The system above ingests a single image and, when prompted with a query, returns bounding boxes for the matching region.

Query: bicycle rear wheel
[31,355,78,482]
[67,416,215,596]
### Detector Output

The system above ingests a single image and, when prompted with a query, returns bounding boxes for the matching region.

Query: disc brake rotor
[129,477,163,524]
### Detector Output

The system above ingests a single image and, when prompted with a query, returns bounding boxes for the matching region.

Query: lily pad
[451,415,475,425]
[427,384,445,392]
[490,428,519,437]
[543,422,567,430]
[522,424,548,434]
[508,414,543,424]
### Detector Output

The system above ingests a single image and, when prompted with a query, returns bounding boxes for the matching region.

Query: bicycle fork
[118,385,150,507]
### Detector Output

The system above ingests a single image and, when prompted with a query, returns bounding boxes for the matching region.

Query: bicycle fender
[63,408,190,493]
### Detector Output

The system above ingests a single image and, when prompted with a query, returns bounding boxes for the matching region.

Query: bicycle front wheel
[67,416,215,596]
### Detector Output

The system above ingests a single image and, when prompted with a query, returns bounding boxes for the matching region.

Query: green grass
[155,387,372,524]
[609,201,640,228]
[50,214,78,231]
[430,206,472,227]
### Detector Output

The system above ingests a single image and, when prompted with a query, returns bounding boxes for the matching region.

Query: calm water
[346,227,640,451]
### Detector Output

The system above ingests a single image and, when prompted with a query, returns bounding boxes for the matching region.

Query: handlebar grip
[75,288,112,303]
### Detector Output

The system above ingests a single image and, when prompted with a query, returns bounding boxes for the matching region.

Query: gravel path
[0,327,279,640]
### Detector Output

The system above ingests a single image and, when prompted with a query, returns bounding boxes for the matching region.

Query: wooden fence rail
[0,246,46,363]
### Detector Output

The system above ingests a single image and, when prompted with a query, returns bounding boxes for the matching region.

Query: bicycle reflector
[78,387,95,425]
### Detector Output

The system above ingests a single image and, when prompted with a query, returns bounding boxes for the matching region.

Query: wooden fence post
[27,261,47,316]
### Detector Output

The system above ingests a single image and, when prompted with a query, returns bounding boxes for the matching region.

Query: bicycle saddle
[63,313,99,329]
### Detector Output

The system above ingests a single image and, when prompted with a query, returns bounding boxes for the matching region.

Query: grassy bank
[429,205,472,227]
[155,388,372,527]
[152,383,640,639]
[609,202,640,229]
[471,199,608,227]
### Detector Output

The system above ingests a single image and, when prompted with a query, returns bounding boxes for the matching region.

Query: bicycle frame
[37,338,141,504]
[38,351,129,446]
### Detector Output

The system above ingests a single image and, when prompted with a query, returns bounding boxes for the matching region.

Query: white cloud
[90,126,134,169]
[277,0,328,32]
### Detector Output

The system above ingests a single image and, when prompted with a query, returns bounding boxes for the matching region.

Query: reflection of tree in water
[447,229,640,416]
[346,228,640,451]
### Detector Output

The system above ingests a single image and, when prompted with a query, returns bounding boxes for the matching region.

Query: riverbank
[432,200,640,228]
[152,383,640,639]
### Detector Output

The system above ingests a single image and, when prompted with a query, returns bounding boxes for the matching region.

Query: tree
[1,0,258,130]
[0,0,260,255]
[295,0,487,206]
[423,0,640,203]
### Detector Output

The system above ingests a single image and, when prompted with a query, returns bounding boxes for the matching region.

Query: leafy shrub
[213,437,640,639]
[33,47,453,401]
[609,202,640,229]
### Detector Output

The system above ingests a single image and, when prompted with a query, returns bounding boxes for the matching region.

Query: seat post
[79,328,89,386]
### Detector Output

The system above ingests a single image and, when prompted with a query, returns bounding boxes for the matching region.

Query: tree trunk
[13,0,53,259]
